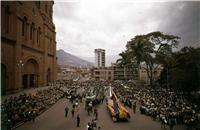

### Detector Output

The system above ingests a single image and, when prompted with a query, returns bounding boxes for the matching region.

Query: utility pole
[17,61,24,94]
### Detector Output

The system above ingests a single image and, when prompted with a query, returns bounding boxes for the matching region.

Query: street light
[17,61,24,94]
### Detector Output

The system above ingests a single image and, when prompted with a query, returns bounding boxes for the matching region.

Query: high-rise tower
[94,48,105,67]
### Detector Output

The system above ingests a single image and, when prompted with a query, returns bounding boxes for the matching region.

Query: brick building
[91,66,113,80]
[1,1,57,95]
[112,63,138,81]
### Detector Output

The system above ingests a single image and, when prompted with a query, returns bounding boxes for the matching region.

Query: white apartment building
[94,48,105,67]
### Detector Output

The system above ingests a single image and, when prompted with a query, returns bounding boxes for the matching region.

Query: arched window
[5,5,11,32]
[22,16,27,37]
[30,22,35,41]
[37,27,41,43]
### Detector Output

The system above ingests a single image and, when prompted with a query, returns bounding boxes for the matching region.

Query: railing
[113,77,126,80]
[114,69,124,71]
[114,73,124,75]
[127,73,138,75]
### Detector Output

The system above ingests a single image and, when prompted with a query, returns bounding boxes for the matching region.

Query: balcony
[127,73,138,75]
[114,76,126,80]
[114,68,124,71]
[114,72,124,75]
[127,68,138,71]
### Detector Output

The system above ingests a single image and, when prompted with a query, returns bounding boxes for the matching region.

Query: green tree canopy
[116,51,130,67]
[169,46,200,94]
[125,31,180,86]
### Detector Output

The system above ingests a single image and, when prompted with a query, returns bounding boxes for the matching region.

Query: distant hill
[56,49,94,67]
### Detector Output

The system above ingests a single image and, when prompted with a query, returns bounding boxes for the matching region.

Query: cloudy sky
[53,0,199,58]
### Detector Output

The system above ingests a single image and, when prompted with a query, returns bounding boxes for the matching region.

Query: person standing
[153,111,157,121]
[95,111,98,120]
[6,119,11,130]
[87,107,90,116]
[169,118,175,130]
[28,111,32,122]
[12,115,15,127]
[94,107,97,116]
[124,98,126,106]
[65,106,69,117]
[23,111,27,123]
[77,114,80,127]
[161,116,166,129]
[71,108,75,117]
[86,123,90,130]
[73,103,76,108]
[88,124,92,130]
[133,103,136,113]
[32,111,36,122]
[130,101,132,109]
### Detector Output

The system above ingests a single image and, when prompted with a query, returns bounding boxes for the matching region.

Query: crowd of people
[59,80,105,130]
[110,80,200,130]
[2,79,200,130]
[137,86,200,130]
[1,86,66,129]
[86,118,100,130]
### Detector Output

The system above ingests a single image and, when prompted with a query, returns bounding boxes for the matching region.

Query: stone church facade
[1,1,57,95]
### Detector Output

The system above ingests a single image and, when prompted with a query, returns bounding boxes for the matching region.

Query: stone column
[33,74,35,88]
[27,75,30,88]
[36,75,39,87]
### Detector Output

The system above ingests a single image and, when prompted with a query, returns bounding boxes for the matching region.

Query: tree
[143,53,160,86]
[116,51,133,81]
[125,32,180,86]
[143,32,180,86]
[126,35,155,81]
[169,46,200,98]
[116,51,130,67]
[146,31,180,72]
[126,35,154,66]
[157,66,168,88]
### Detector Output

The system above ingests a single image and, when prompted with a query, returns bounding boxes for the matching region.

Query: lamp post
[17,61,24,94]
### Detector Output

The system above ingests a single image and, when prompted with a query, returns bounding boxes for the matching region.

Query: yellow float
[107,93,130,121]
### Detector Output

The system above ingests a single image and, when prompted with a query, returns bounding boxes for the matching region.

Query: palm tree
[126,35,155,82]
[116,51,130,67]
[143,53,160,86]
[116,51,130,81]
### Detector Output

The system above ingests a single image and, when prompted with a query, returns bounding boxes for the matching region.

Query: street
[16,85,186,130]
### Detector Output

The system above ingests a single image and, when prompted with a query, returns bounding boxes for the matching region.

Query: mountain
[79,54,121,67]
[79,56,94,63]
[56,49,94,67]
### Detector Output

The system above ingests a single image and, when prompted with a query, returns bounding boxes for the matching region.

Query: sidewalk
[1,86,51,103]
